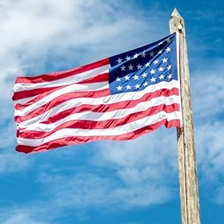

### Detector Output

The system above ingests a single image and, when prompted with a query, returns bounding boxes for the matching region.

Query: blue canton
[109,33,177,94]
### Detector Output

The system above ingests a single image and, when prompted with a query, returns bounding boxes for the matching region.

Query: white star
[158,67,164,72]
[143,82,148,87]
[141,51,147,58]
[121,65,126,71]
[116,77,121,82]
[145,62,150,67]
[125,55,131,60]
[158,41,163,45]
[167,65,172,70]
[117,86,122,91]
[168,74,172,79]
[117,58,122,63]
[166,47,171,52]
[142,72,147,78]
[158,50,163,54]
[137,64,142,70]
[135,84,140,89]
[126,85,131,90]
[150,69,156,74]
[150,77,156,82]
[128,64,134,70]
[159,74,165,80]
[153,60,159,65]
[149,51,154,57]
[133,74,139,80]
[162,57,168,63]
[166,38,171,43]
[134,53,139,59]
[124,75,130,81]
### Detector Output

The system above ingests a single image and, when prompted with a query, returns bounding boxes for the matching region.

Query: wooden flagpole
[169,8,201,224]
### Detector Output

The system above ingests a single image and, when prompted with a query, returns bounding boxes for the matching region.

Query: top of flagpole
[169,8,185,34]
[171,8,181,18]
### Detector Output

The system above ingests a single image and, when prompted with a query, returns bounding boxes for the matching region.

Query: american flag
[12,32,182,153]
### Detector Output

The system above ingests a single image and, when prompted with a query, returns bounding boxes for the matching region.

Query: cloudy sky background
[0,0,224,223]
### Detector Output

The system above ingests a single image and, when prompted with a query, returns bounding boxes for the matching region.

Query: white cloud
[0,0,169,176]
[191,62,224,121]
[35,129,179,212]
[0,208,47,224]
[189,60,224,204]
[0,105,30,174]
[0,150,29,174]
[0,0,166,87]
[0,0,168,154]
[0,0,167,173]
[38,170,174,210]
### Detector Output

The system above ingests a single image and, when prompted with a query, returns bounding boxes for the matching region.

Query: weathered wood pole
[169,8,201,224]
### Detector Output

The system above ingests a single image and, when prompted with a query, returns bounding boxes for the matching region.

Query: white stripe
[17,110,181,146]
[14,81,108,106]
[13,65,110,92]
[15,80,179,117]
[14,96,34,105]
[15,82,109,116]
[19,95,180,130]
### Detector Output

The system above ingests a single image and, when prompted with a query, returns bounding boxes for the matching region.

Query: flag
[12,32,182,153]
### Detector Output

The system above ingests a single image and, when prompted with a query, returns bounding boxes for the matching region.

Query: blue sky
[0,0,224,223]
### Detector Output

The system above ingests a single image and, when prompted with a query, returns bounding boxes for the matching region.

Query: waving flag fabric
[12,32,182,153]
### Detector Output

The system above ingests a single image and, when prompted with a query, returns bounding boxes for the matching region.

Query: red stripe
[14,75,109,110]
[16,119,181,154]
[42,88,179,124]
[12,86,62,101]
[13,72,109,102]
[15,88,110,123]
[18,103,180,139]
[15,88,179,123]
[78,73,108,84]
[15,58,110,84]
[14,87,64,109]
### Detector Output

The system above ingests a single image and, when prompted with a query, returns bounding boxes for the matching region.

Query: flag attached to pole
[12,32,182,153]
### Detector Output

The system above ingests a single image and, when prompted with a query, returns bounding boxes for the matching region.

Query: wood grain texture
[169,8,201,224]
